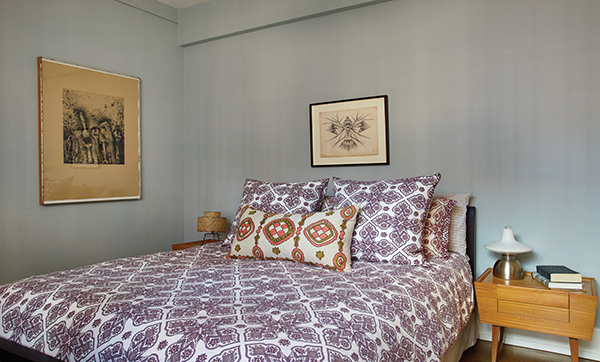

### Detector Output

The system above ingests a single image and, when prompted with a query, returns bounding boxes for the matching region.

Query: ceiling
[156,0,212,9]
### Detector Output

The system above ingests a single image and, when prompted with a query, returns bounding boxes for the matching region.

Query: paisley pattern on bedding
[0,243,473,362]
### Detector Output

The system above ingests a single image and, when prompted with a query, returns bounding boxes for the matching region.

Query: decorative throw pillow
[224,178,330,245]
[422,198,457,259]
[434,193,472,256]
[227,204,360,272]
[332,174,441,265]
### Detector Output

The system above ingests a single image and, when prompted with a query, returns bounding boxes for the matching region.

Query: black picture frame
[310,95,389,167]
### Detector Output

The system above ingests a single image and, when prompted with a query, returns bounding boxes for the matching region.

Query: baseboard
[478,322,600,361]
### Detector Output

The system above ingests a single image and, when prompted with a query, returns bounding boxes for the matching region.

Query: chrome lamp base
[492,254,524,280]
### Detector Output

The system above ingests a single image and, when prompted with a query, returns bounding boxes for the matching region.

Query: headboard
[466,206,476,279]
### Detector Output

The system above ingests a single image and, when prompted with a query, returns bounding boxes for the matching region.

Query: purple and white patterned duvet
[0,243,474,362]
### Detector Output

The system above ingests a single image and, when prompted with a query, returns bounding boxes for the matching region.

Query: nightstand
[172,239,220,250]
[475,268,598,362]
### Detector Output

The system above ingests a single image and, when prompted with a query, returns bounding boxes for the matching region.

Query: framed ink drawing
[310,95,389,167]
[38,57,141,205]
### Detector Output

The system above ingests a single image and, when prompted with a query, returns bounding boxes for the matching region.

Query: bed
[0,175,477,362]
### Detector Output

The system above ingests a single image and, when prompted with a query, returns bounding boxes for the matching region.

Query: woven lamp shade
[197,211,227,233]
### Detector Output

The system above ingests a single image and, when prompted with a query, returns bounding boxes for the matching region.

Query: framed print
[310,95,389,167]
[38,57,141,205]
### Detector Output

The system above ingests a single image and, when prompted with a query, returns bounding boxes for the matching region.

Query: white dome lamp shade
[484,226,533,280]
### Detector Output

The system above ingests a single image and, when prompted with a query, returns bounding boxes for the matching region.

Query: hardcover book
[536,265,582,283]
[531,272,583,289]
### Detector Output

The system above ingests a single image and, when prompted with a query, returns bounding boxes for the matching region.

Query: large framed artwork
[38,57,141,205]
[310,95,389,167]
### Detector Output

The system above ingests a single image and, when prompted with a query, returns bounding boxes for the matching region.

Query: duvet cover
[0,242,474,362]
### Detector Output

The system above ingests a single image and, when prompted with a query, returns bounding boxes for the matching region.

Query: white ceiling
[156,0,212,9]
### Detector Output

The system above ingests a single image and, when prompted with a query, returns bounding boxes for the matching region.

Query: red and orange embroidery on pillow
[228,204,360,272]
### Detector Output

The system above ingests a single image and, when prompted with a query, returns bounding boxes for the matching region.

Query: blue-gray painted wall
[1,0,599,329]
[0,0,184,283]
[181,0,600,327]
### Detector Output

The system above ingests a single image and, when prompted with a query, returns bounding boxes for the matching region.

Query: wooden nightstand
[172,239,220,250]
[475,268,598,362]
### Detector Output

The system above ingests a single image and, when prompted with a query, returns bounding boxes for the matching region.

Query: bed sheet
[0,243,474,362]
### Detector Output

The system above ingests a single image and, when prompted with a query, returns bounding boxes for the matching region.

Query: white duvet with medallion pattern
[0,243,473,362]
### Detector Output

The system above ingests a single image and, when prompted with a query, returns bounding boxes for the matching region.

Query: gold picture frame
[38,57,141,205]
[310,95,389,167]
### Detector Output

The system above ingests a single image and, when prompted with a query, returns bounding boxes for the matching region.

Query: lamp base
[202,232,221,242]
[492,254,524,280]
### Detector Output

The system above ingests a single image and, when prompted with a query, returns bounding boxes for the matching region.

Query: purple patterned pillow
[320,195,335,212]
[224,178,330,244]
[422,197,457,259]
[331,174,441,265]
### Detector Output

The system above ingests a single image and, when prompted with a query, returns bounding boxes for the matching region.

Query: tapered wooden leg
[569,338,579,362]
[491,325,504,362]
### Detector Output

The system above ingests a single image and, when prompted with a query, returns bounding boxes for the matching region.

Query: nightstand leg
[569,338,579,362]
[491,325,504,362]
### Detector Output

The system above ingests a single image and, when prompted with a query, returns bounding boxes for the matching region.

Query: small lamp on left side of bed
[485,226,532,280]
[197,212,227,241]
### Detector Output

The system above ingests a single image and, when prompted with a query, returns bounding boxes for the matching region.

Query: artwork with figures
[62,89,125,165]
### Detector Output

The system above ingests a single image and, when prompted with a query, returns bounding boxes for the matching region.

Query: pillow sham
[422,197,457,259]
[227,204,360,272]
[320,195,335,212]
[434,193,472,256]
[332,173,441,265]
[224,178,329,245]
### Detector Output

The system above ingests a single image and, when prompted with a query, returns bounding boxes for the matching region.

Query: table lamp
[484,226,532,280]
[197,211,227,241]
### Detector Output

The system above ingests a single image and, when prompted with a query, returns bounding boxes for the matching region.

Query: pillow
[320,195,335,212]
[224,178,330,245]
[227,204,360,272]
[332,174,441,265]
[434,193,472,256]
[422,198,457,259]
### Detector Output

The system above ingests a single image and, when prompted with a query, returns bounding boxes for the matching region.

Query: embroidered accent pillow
[224,178,330,245]
[332,174,441,265]
[422,198,457,259]
[434,193,472,256]
[227,204,360,272]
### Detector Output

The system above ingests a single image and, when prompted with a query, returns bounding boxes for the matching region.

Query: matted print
[38,57,141,205]
[310,95,389,167]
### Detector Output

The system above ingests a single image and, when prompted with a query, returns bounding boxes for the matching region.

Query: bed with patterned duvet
[0,175,477,362]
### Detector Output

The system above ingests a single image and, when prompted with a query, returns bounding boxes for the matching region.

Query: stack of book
[532,265,583,289]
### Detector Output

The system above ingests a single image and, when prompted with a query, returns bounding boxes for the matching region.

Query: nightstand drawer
[498,300,570,323]
[498,285,569,308]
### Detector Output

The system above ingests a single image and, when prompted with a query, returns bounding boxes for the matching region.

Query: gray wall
[1,0,599,332]
[0,0,184,284]
[182,0,600,325]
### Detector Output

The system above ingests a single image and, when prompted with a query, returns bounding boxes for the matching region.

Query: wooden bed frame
[0,207,476,362]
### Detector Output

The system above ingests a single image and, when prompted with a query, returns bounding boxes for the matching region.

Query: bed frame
[466,206,477,278]
[0,207,476,362]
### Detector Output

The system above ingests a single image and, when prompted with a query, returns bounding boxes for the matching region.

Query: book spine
[532,272,550,287]
[548,282,583,289]
[535,267,551,280]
